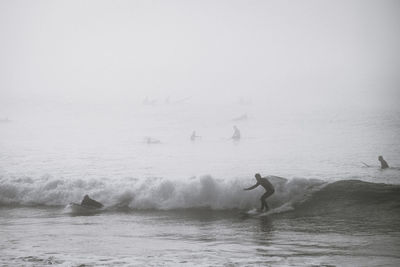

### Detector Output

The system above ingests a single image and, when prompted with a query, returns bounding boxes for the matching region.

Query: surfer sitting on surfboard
[244,173,275,212]
[81,195,103,209]
[232,126,241,140]
[378,156,389,169]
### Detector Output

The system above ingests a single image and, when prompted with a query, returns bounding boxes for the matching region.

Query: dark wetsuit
[244,178,275,211]
[379,159,389,169]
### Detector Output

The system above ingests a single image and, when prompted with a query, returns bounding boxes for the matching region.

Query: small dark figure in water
[244,173,275,211]
[190,131,200,141]
[378,156,389,169]
[232,114,248,122]
[232,125,241,140]
[81,195,103,209]
[145,137,161,144]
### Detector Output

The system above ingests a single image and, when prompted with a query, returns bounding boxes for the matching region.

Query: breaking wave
[1,175,399,216]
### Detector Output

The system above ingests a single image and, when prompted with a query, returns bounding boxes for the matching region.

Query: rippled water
[1,104,399,266]
[1,206,399,266]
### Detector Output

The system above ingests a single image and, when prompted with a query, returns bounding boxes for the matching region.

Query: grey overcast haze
[1,2,400,266]
[1,0,399,111]
[0,0,400,267]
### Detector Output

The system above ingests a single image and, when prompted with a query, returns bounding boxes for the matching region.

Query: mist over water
[1,101,399,209]
[1,0,400,266]
[1,101,399,181]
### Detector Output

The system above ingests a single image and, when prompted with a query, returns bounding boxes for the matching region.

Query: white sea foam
[0,174,325,210]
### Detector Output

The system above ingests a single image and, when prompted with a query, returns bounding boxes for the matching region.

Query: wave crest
[1,175,398,215]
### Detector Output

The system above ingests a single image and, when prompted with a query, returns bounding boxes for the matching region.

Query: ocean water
[1,102,400,266]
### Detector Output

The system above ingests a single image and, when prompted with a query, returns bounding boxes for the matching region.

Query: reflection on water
[1,207,400,266]
[258,217,274,233]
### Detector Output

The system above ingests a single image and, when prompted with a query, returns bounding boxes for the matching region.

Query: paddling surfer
[244,173,275,211]
[81,195,103,209]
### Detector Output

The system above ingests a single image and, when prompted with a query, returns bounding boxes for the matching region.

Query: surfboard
[241,204,294,218]
[64,203,103,215]
[240,208,269,218]
[361,162,371,167]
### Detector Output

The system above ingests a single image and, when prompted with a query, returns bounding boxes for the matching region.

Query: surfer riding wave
[244,173,275,212]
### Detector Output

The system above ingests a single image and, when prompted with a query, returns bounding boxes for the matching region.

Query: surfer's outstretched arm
[243,183,259,190]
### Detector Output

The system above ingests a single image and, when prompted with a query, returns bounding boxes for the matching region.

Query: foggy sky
[1,0,399,110]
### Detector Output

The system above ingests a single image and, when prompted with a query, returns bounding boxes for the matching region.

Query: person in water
[145,137,161,144]
[81,195,103,209]
[232,126,241,140]
[378,156,389,169]
[244,173,275,211]
[190,131,200,141]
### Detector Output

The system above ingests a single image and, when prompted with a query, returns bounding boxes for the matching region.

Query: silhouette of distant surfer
[378,156,389,169]
[232,114,247,122]
[232,126,241,140]
[361,156,390,169]
[244,173,275,211]
[81,195,103,209]
[190,131,200,141]
[145,137,161,144]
